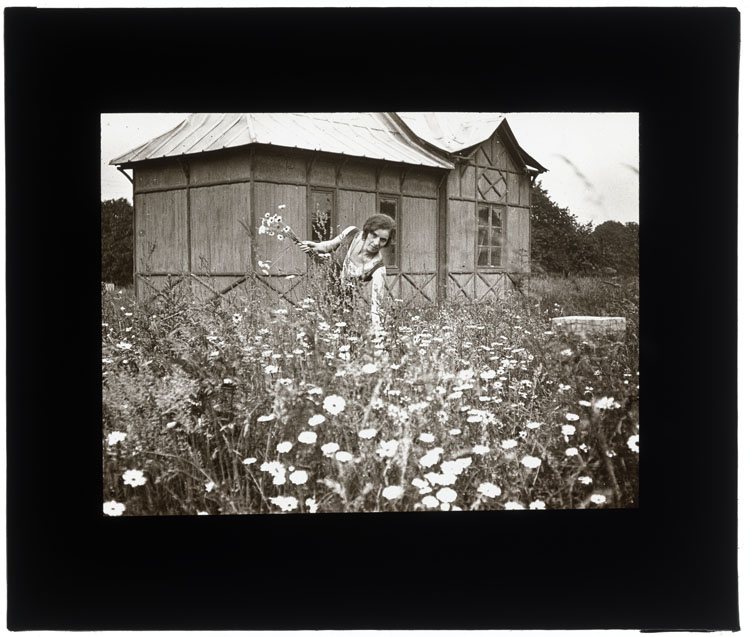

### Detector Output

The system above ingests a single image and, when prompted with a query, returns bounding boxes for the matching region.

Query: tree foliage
[102,198,133,285]
[530,182,638,276]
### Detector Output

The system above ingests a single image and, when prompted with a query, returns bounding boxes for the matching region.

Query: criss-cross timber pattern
[478,166,507,202]
[448,271,518,301]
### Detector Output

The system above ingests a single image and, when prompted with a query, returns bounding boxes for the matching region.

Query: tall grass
[102,274,639,515]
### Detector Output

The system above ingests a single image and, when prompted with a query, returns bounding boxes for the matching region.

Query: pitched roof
[110,112,454,169]
[396,112,547,173]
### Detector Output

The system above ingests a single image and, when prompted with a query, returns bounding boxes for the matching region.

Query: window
[310,188,333,242]
[477,204,505,267]
[378,196,398,268]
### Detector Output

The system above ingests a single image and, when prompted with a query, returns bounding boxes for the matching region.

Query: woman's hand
[299,240,321,254]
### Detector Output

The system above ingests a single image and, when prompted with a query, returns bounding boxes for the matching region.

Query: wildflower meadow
[102,270,639,516]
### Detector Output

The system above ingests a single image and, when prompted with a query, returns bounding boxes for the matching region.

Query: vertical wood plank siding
[401,196,437,272]
[190,153,252,185]
[134,190,188,273]
[504,207,530,271]
[190,183,252,273]
[447,199,476,271]
[336,190,377,234]
[254,182,308,275]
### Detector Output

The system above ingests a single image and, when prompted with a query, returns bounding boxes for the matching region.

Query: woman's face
[363,229,391,255]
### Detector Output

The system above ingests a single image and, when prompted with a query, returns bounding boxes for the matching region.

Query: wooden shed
[110,112,546,305]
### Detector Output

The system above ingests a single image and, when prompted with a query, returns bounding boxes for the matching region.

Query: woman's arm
[300,226,357,254]
[370,266,386,331]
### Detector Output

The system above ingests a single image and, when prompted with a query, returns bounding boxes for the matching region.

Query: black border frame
[5,7,739,630]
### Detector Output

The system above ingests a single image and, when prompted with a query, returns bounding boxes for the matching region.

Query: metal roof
[397,112,506,153]
[110,112,454,169]
[396,112,547,173]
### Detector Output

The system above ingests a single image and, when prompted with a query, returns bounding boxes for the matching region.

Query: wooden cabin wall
[444,128,532,300]
[132,146,442,304]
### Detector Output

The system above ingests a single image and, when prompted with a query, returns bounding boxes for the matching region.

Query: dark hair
[362,214,397,247]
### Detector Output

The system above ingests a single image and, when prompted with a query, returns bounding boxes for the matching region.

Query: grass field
[101,274,639,516]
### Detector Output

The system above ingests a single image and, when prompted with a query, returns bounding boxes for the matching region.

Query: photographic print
[101,111,639,516]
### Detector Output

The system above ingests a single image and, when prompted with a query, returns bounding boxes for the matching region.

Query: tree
[101,198,133,285]
[530,182,595,276]
[591,220,639,275]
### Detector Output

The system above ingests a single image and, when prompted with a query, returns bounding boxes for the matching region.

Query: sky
[101,112,639,227]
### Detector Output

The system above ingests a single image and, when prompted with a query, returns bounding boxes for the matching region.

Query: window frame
[476,203,506,270]
[377,193,400,271]
[308,186,335,244]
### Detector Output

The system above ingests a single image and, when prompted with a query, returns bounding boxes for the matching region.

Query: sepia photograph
[6,4,739,630]
[101,112,640,516]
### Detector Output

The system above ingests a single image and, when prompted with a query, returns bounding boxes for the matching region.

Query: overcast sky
[101,112,638,227]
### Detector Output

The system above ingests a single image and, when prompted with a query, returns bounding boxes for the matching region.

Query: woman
[300,214,396,330]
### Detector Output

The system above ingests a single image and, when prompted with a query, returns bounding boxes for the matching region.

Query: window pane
[477,248,489,266]
[380,199,397,220]
[492,208,504,227]
[491,249,502,266]
[478,205,489,225]
[477,225,488,246]
[379,198,397,267]
[311,190,332,241]
[491,228,503,246]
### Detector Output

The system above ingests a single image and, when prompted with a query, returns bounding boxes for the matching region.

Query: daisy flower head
[448,428,462,436]
[242,457,257,465]
[289,470,308,485]
[477,482,502,498]
[425,471,456,486]
[594,396,621,410]
[358,428,378,440]
[441,457,472,476]
[419,432,435,444]
[107,431,127,446]
[561,424,576,436]
[411,478,431,494]
[526,421,542,429]
[436,487,457,503]
[305,498,319,513]
[591,494,607,505]
[578,476,593,485]
[298,431,317,444]
[269,496,298,512]
[205,481,216,493]
[479,369,496,381]
[472,444,490,455]
[308,414,326,426]
[421,495,440,508]
[276,441,293,453]
[103,501,125,517]
[335,450,353,463]
[418,447,444,468]
[627,434,639,453]
[501,439,518,450]
[321,442,340,455]
[122,469,147,487]
[377,439,399,458]
[565,413,580,422]
[520,455,542,469]
[257,414,275,423]
[565,447,579,457]
[323,394,346,415]
[529,500,546,510]
[361,363,378,374]
[504,501,526,510]
[382,485,404,500]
